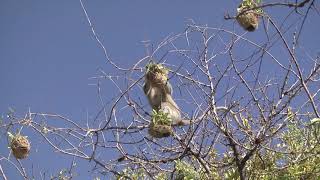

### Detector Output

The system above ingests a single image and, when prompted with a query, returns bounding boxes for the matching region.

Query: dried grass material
[236,9,259,32]
[10,135,30,159]
[148,124,173,138]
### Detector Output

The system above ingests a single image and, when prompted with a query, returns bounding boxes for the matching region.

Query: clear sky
[1,0,319,179]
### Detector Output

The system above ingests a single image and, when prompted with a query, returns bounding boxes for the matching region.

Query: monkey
[144,79,192,126]
[143,77,173,111]
[143,63,194,139]
[159,95,191,126]
[143,63,191,125]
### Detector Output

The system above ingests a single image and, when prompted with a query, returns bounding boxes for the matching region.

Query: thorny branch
[1,0,319,179]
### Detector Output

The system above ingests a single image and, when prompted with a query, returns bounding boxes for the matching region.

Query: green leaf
[242,117,251,129]
[310,118,320,124]
[8,107,15,113]
[239,0,263,14]
[151,109,171,125]
[7,132,14,141]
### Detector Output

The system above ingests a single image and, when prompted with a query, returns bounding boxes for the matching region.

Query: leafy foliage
[243,118,320,178]
[116,167,145,180]
[145,63,169,77]
[238,0,263,14]
[174,160,200,180]
[151,109,172,126]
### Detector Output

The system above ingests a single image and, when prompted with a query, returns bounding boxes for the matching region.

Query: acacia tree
[1,0,319,179]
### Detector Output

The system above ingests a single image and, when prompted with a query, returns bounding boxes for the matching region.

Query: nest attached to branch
[10,134,31,159]
[148,109,173,138]
[236,1,261,32]
[145,63,169,84]
[148,123,173,138]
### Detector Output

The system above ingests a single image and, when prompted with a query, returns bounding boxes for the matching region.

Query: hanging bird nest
[148,123,173,138]
[236,0,262,32]
[145,63,169,84]
[9,133,31,159]
[148,109,173,138]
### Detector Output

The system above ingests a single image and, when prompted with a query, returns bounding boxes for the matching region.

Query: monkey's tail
[172,119,192,126]
[172,111,209,126]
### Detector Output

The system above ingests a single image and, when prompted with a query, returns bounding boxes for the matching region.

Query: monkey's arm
[165,81,172,95]
[143,81,150,95]
[144,82,159,110]
[144,79,174,110]
[143,80,172,96]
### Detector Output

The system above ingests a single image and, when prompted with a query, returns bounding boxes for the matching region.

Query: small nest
[10,135,30,159]
[236,8,259,32]
[148,124,173,138]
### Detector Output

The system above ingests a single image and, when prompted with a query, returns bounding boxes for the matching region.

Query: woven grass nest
[236,1,262,32]
[148,123,173,138]
[148,109,173,138]
[9,133,31,159]
[145,63,169,84]
[237,8,259,32]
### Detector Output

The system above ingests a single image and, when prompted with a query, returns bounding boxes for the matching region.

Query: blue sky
[1,0,320,179]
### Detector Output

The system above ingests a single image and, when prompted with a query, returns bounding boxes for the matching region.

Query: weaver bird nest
[9,133,31,159]
[145,63,169,84]
[148,110,173,138]
[236,0,262,32]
